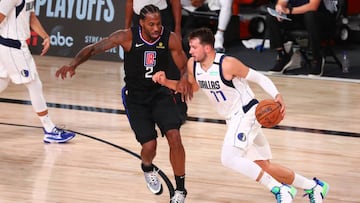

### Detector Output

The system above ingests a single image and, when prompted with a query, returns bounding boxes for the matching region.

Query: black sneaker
[269,50,292,73]
[308,57,325,77]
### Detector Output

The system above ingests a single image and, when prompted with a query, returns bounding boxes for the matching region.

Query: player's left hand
[41,37,50,56]
[274,93,285,118]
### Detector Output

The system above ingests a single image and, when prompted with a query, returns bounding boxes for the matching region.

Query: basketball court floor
[0,56,359,203]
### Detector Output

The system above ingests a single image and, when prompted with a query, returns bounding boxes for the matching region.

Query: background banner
[29,0,126,61]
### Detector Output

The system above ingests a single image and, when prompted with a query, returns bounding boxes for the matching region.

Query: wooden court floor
[0,56,359,203]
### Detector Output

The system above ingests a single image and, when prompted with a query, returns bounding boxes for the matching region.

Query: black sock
[141,163,153,172]
[175,174,186,191]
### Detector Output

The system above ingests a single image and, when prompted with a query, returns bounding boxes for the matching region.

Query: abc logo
[50,32,74,47]
[50,25,74,47]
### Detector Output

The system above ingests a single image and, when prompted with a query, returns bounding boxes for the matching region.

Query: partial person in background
[0,0,75,143]
[56,5,189,203]
[125,0,188,123]
[153,27,330,203]
[214,0,234,52]
[266,0,337,76]
[181,0,234,53]
[125,0,182,37]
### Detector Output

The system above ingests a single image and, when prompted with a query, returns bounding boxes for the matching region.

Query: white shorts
[223,104,272,161]
[0,41,38,84]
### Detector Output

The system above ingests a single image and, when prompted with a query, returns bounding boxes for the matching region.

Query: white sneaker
[304,177,329,203]
[144,168,163,195]
[271,184,297,203]
[170,190,187,203]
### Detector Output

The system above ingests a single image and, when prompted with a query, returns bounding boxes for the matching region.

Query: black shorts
[122,86,182,144]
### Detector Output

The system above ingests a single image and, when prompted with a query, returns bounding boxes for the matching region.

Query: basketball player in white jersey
[0,0,75,143]
[153,27,329,203]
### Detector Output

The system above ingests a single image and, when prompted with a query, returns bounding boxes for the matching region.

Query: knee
[220,151,233,168]
[166,129,183,149]
[254,160,270,172]
[142,140,157,153]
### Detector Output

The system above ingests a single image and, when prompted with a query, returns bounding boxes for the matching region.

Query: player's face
[189,38,206,62]
[140,13,162,41]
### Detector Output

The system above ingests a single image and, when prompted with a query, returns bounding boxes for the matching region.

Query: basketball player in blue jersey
[0,0,75,143]
[153,27,329,203]
[56,5,189,203]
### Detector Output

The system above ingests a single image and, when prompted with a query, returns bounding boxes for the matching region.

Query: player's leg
[5,44,74,143]
[253,133,329,203]
[122,87,163,195]
[0,77,10,93]
[24,75,75,143]
[221,109,296,202]
[221,138,297,202]
[154,87,186,202]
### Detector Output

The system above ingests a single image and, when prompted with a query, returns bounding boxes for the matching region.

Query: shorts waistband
[0,36,21,49]
[243,99,259,113]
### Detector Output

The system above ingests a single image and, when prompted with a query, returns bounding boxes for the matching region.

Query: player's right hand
[55,65,76,80]
[152,71,167,85]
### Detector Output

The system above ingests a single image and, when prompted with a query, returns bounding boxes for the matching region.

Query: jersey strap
[243,99,258,113]
[16,0,26,17]
[0,36,21,49]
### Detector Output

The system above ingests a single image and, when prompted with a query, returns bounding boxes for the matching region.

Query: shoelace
[171,191,185,203]
[53,128,64,134]
[280,188,293,202]
[303,190,315,203]
[145,171,159,185]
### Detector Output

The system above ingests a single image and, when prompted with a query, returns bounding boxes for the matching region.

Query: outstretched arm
[152,71,179,90]
[56,29,131,79]
[222,56,285,116]
[168,32,194,100]
[153,57,199,93]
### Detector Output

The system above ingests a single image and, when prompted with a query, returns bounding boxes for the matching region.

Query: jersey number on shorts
[144,51,157,78]
[210,90,227,102]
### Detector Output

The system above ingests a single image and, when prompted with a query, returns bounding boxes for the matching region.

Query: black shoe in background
[269,49,292,73]
[308,57,325,77]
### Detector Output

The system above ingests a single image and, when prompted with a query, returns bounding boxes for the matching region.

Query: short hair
[139,4,160,20]
[188,27,215,47]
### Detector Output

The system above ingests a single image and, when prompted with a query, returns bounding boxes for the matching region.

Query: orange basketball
[255,99,283,128]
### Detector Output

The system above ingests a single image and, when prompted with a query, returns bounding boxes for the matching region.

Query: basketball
[255,99,283,128]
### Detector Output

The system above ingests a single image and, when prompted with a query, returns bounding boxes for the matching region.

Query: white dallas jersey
[194,53,255,119]
[0,0,34,40]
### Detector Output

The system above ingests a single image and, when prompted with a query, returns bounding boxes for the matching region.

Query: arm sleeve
[245,68,279,99]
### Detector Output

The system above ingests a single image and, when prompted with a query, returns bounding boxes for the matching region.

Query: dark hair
[139,4,160,20]
[188,27,215,47]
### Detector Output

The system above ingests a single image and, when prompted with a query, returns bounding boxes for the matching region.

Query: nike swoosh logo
[135,43,144,47]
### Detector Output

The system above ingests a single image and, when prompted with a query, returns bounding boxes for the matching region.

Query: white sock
[39,114,56,132]
[291,173,317,190]
[259,171,282,190]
